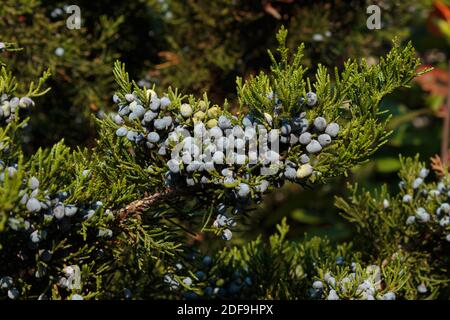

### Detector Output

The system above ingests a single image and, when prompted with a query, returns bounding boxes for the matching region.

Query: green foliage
[169,156,449,300]
[237,28,421,183]
[335,156,450,299]
[2,20,448,301]
[173,218,408,300]
[0,0,152,149]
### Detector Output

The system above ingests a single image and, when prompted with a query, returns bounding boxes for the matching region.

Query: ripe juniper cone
[109,28,422,240]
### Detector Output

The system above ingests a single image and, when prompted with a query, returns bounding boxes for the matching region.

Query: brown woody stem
[118,189,175,221]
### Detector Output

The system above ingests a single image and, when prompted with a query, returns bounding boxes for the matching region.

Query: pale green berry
[19,97,34,109]
[296,164,313,178]
[28,176,39,190]
[125,94,135,103]
[180,103,193,117]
